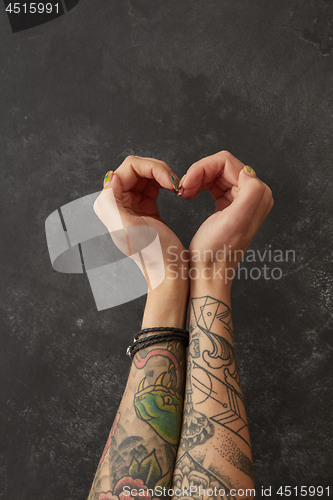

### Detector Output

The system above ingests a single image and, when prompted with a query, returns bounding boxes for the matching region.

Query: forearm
[88,278,188,500]
[172,276,255,500]
[142,276,189,329]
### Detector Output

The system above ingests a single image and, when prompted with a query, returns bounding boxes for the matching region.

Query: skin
[88,152,273,500]
[88,157,188,500]
[173,151,273,500]
[134,377,183,445]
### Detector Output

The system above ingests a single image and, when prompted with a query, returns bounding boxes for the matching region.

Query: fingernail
[171,174,180,192]
[104,170,114,187]
[244,165,256,176]
[177,187,184,197]
[179,174,186,187]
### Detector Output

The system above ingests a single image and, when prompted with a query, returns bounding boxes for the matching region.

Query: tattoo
[191,296,235,370]
[133,340,184,392]
[191,296,249,446]
[134,371,183,445]
[176,356,214,452]
[174,296,254,494]
[98,412,120,465]
[88,340,185,500]
[173,452,234,500]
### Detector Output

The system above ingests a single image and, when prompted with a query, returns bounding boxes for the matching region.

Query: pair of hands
[94,151,273,286]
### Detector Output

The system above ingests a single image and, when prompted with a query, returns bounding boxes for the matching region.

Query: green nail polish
[244,165,256,176]
[171,174,180,192]
[104,170,113,186]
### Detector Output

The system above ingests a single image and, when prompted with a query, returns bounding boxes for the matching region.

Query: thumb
[233,166,266,222]
[94,172,127,232]
[215,166,267,234]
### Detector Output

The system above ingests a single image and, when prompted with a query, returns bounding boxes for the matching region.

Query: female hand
[179,151,273,276]
[94,156,187,287]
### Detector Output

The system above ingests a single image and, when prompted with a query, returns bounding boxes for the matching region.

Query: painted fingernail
[179,174,186,187]
[171,174,180,192]
[104,170,114,186]
[244,165,256,176]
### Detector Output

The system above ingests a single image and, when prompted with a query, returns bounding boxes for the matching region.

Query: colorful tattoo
[134,372,182,445]
[99,412,120,465]
[88,340,185,500]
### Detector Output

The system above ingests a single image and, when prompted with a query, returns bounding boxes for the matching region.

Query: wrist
[142,276,189,329]
[189,274,232,303]
[189,264,234,292]
[189,245,243,274]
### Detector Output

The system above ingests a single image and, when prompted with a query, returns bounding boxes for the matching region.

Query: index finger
[180,151,244,199]
[115,155,178,192]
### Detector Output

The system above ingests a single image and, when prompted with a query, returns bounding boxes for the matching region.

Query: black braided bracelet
[133,326,189,341]
[133,331,189,347]
[126,328,189,358]
[127,333,189,356]
[128,335,189,358]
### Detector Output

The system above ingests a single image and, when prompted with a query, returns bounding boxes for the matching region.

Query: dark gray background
[1,1,332,499]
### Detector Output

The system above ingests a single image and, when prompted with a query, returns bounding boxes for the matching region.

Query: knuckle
[161,160,170,169]
[252,180,266,197]
[264,184,273,199]
[125,154,136,163]
[219,149,232,159]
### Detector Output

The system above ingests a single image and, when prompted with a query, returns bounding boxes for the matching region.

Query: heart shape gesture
[179,151,273,274]
[93,156,187,287]
[94,152,273,288]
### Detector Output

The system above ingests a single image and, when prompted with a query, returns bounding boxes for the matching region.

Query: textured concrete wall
[0,1,332,498]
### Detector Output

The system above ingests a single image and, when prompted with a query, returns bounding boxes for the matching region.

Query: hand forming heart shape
[93,151,274,288]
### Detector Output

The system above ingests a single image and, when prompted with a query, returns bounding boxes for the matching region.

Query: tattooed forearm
[88,340,185,500]
[172,296,254,500]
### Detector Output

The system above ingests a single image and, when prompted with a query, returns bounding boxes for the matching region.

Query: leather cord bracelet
[133,326,189,341]
[126,328,189,358]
